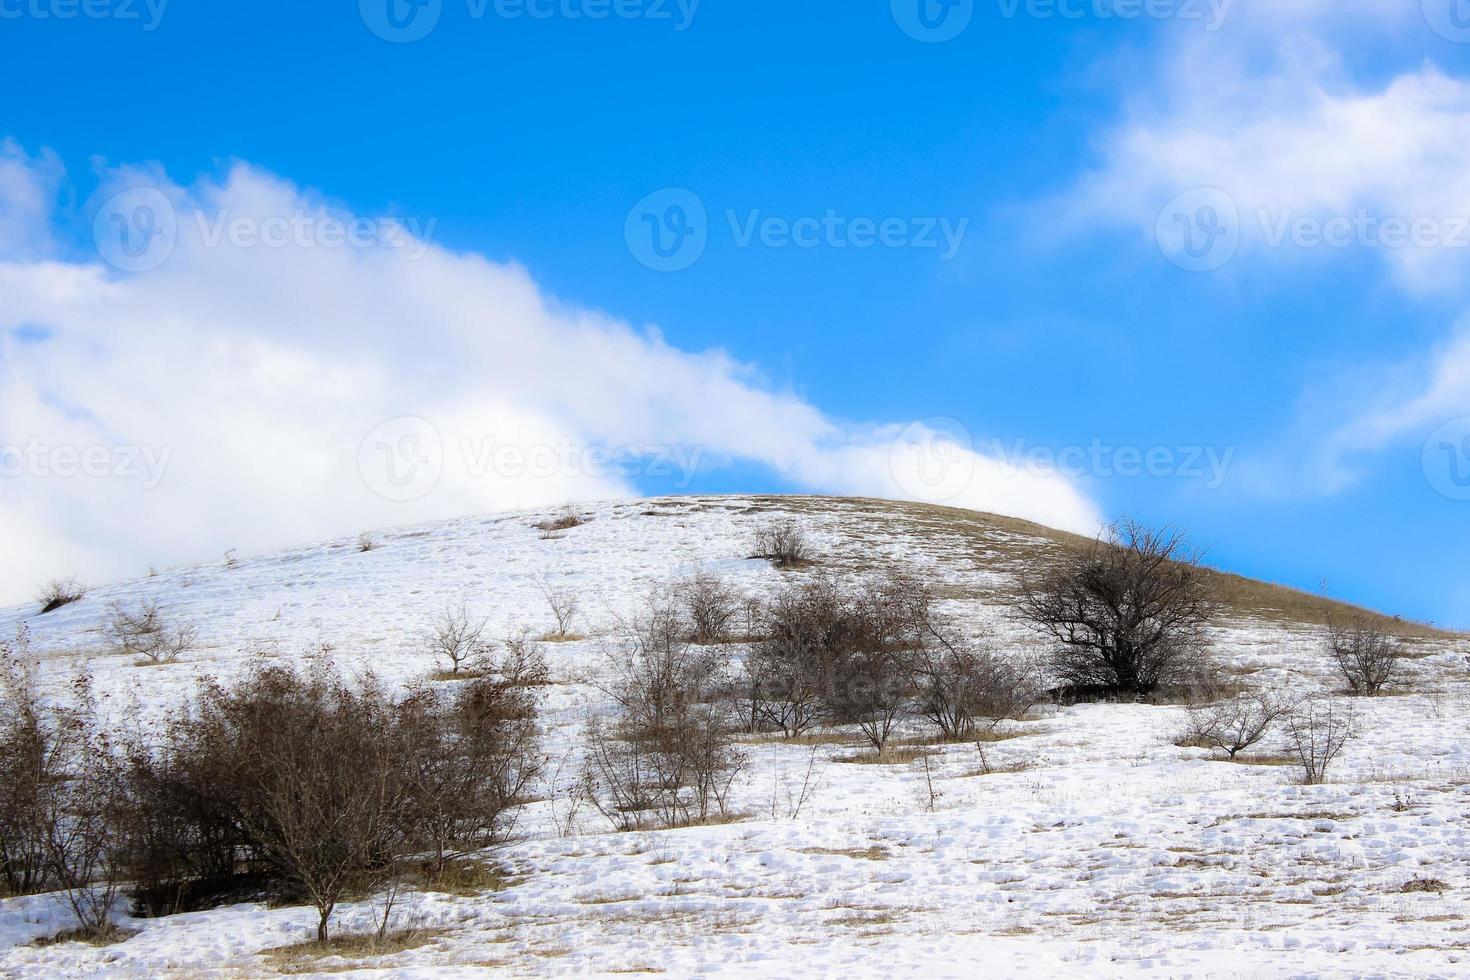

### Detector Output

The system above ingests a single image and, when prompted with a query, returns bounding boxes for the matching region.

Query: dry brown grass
[799,845,891,861]
[835,746,935,765]
[747,495,1460,638]
[262,929,445,973]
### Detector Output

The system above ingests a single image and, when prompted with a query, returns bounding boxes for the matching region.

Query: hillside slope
[2,495,1468,977]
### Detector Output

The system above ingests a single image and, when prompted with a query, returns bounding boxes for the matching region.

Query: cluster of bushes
[0,646,542,943]
[576,562,1045,831]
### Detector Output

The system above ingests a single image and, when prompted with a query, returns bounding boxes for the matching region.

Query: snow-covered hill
[3,495,1468,977]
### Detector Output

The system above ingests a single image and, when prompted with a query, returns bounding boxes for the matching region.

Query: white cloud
[0,150,1100,604]
[1063,6,1470,494]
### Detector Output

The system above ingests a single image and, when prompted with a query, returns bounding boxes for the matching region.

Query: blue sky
[1,1,1469,626]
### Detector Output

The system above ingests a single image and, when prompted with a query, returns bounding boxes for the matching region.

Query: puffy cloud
[0,151,1100,603]
[1059,5,1470,494]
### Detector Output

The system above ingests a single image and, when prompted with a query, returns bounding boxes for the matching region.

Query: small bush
[1183,691,1294,759]
[537,578,580,638]
[0,638,55,897]
[1286,695,1354,785]
[750,520,811,569]
[582,592,745,829]
[357,533,376,553]
[427,601,490,676]
[681,572,739,644]
[1326,621,1404,696]
[536,506,586,537]
[37,578,85,615]
[105,601,197,665]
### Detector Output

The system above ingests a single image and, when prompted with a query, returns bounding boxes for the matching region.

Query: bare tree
[1326,621,1404,696]
[750,520,811,569]
[538,578,580,638]
[1184,691,1295,759]
[427,601,490,676]
[1018,520,1219,698]
[37,577,85,615]
[1286,695,1354,785]
[105,601,197,665]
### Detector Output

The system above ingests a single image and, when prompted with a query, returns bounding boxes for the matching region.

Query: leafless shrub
[750,520,811,569]
[743,572,925,753]
[767,745,826,821]
[743,577,849,738]
[1286,695,1355,785]
[105,601,197,665]
[427,601,490,676]
[681,572,739,644]
[357,534,376,553]
[396,661,543,874]
[1326,620,1404,696]
[1183,691,1296,759]
[890,575,1041,739]
[582,592,745,829]
[39,678,127,940]
[498,629,551,687]
[536,506,586,537]
[182,662,409,942]
[1019,519,1219,698]
[37,578,85,615]
[538,578,580,638]
[0,634,56,897]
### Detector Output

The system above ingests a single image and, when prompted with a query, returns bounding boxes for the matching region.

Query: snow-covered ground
[2,495,1468,978]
